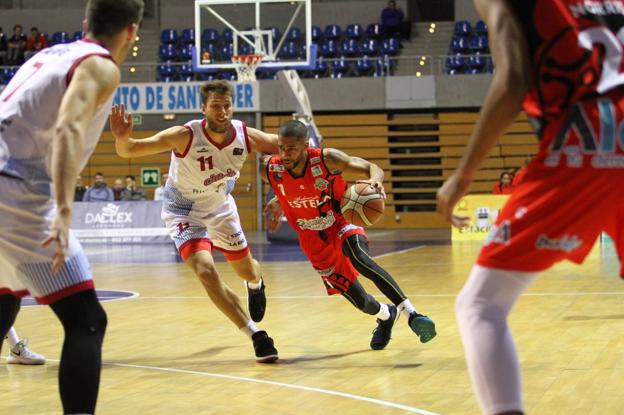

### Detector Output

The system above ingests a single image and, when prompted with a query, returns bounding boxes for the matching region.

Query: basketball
[340,183,385,227]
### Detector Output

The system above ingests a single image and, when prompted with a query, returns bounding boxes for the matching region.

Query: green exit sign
[132,114,142,125]
[141,167,160,187]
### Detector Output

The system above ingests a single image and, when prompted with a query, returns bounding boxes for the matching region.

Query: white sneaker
[7,340,46,365]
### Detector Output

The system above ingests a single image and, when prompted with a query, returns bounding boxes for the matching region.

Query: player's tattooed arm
[323,148,386,198]
[247,127,280,154]
[111,105,191,158]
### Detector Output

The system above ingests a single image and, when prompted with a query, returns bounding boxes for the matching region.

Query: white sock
[239,320,260,338]
[397,299,417,318]
[6,327,19,349]
[375,303,391,320]
[455,264,538,415]
[247,278,262,290]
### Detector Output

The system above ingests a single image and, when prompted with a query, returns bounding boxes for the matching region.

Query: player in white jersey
[0,0,143,413]
[111,80,280,363]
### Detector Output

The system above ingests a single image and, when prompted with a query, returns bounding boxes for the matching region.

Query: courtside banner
[451,195,510,241]
[112,81,259,113]
[71,201,170,244]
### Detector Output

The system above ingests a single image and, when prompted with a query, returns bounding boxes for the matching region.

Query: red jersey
[266,148,348,234]
[510,0,624,168]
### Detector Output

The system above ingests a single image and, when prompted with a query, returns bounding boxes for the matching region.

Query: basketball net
[231,54,263,82]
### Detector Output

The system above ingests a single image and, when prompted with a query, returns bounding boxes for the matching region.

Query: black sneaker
[247,280,267,322]
[252,330,278,363]
[370,304,398,350]
[408,312,437,343]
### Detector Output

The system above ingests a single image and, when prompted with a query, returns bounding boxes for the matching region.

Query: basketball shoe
[252,331,278,363]
[370,304,398,350]
[408,312,437,343]
[7,340,46,365]
[246,279,267,322]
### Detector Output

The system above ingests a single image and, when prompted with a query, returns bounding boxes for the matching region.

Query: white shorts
[162,193,249,261]
[0,175,93,304]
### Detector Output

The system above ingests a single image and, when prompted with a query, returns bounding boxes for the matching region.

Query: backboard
[193,0,313,71]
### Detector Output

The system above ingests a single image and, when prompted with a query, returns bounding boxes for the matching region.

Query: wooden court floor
[2,231,624,415]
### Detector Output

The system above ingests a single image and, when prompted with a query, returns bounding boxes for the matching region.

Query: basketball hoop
[231,54,263,82]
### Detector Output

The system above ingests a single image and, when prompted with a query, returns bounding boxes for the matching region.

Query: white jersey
[0,39,114,187]
[164,118,251,216]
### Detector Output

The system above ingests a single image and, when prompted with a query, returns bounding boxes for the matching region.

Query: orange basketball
[340,183,385,227]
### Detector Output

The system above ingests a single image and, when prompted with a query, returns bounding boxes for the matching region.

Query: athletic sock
[240,320,260,338]
[375,303,391,321]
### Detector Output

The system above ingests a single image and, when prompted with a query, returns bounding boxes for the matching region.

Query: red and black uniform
[267,148,366,294]
[478,0,624,275]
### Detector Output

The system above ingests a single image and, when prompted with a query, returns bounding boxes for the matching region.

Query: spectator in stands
[113,178,125,201]
[154,173,168,201]
[492,171,513,195]
[381,0,411,41]
[74,175,87,202]
[121,175,147,201]
[0,27,7,65]
[24,27,47,61]
[7,24,27,65]
[83,172,114,202]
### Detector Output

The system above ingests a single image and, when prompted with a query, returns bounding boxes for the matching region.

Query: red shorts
[298,218,366,295]
[478,161,624,276]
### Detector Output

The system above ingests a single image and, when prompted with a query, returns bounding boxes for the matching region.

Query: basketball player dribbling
[262,120,436,350]
[437,1,624,413]
[0,0,143,413]
[110,80,279,362]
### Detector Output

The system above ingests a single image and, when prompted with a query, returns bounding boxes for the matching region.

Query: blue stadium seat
[331,57,350,77]
[72,31,83,42]
[360,39,380,56]
[239,42,254,55]
[202,28,220,44]
[465,67,482,75]
[1,67,18,85]
[221,43,234,60]
[311,25,322,42]
[304,58,328,78]
[157,61,176,81]
[223,28,233,43]
[340,39,359,57]
[381,38,400,55]
[324,24,341,40]
[51,32,69,45]
[345,24,363,40]
[181,28,195,45]
[279,41,300,60]
[320,40,338,58]
[469,35,489,52]
[286,27,303,42]
[467,53,485,70]
[179,44,193,60]
[197,72,218,81]
[221,72,237,81]
[450,36,469,53]
[159,44,178,61]
[180,62,194,76]
[366,23,383,39]
[160,29,178,45]
[446,68,461,75]
[475,20,488,35]
[355,56,374,76]
[446,54,465,71]
[454,21,471,36]
[264,26,281,42]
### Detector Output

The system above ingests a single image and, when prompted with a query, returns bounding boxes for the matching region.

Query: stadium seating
[446,20,493,75]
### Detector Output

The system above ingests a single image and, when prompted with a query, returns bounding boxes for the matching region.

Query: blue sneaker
[408,312,436,343]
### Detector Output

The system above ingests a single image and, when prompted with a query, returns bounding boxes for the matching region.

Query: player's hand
[263,196,284,233]
[41,210,72,274]
[356,180,386,199]
[110,104,133,141]
[437,172,472,228]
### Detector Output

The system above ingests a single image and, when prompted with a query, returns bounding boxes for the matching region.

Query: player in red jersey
[262,120,436,350]
[437,1,624,414]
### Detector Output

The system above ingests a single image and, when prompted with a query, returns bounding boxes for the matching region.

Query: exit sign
[132,114,142,125]
[141,167,160,187]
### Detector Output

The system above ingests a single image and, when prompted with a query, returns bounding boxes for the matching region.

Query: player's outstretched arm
[436,0,530,227]
[44,56,120,272]
[246,127,279,154]
[323,148,386,198]
[111,104,190,158]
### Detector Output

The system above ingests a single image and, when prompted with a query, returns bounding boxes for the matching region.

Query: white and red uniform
[0,39,114,303]
[267,148,365,294]
[478,0,624,275]
[162,118,252,261]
